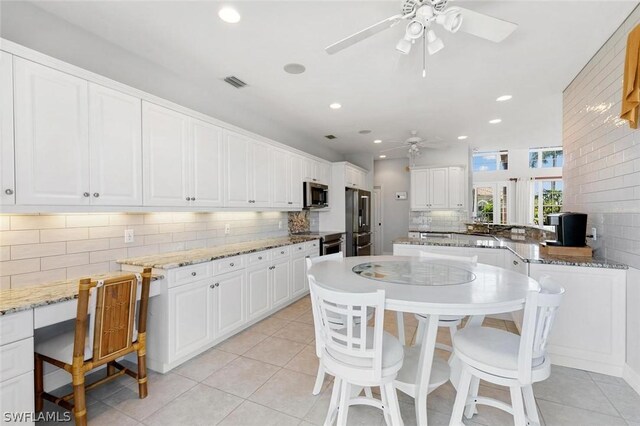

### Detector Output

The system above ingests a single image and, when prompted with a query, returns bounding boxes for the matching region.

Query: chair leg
[137,348,148,399]
[336,380,351,426]
[396,312,406,345]
[72,375,88,426]
[380,384,392,426]
[464,376,480,419]
[325,377,341,426]
[34,354,44,412]
[383,383,403,426]
[364,387,373,398]
[415,318,425,345]
[522,384,540,425]
[449,368,472,426]
[509,386,527,426]
[313,364,325,395]
[107,362,116,376]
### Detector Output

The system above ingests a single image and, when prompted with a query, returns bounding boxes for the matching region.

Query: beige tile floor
[38,296,640,425]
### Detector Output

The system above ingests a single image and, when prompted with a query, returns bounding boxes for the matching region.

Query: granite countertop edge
[0,273,164,316]
[393,237,628,270]
[116,235,321,270]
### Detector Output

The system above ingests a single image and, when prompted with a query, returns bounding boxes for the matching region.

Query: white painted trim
[623,363,640,396]
[334,161,369,173]
[549,353,624,377]
[0,204,301,214]
[0,38,332,166]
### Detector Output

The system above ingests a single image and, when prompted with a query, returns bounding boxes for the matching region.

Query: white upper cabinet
[224,130,250,207]
[317,162,331,185]
[303,157,319,183]
[88,83,142,206]
[143,102,190,206]
[14,58,90,205]
[410,166,466,210]
[272,149,289,209]
[191,118,224,207]
[0,52,14,206]
[250,140,272,207]
[289,154,303,208]
[345,164,366,190]
[448,166,466,209]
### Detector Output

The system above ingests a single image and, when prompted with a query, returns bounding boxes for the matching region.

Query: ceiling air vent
[324,135,337,140]
[223,76,247,88]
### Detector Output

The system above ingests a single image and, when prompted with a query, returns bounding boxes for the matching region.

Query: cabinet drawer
[215,255,245,274]
[304,240,320,252]
[0,371,34,424]
[291,243,307,257]
[0,310,33,345]
[0,337,33,382]
[169,263,212,288]
[271,246,290,260]
[248,251,270,265]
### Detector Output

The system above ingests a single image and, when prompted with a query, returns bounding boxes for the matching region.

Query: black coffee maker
[545,212,588,247]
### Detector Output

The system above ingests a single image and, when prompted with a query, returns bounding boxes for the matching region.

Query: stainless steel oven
[321,233,343,255]
[303,182,329,209]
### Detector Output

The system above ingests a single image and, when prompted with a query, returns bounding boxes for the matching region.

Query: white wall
[373,158,410,254]
[0,1,342,162]
[562,5,640,390]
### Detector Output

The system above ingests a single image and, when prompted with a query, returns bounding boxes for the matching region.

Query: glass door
[472,183,510,224]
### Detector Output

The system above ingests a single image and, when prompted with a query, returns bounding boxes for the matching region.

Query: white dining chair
[449,276,564,426]
[308,275,405,426]
[396,251,478,351]
[306,253,375,397]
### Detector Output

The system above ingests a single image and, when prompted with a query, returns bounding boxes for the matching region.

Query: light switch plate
[124,229,134,243]
[225,224,231,235]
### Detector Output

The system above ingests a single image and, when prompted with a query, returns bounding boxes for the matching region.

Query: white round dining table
[308,255,539,426]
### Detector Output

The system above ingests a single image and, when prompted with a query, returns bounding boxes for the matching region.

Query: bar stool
[34,268,152,426]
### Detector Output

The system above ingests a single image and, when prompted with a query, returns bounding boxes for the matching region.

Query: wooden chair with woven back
[34,267,153,426]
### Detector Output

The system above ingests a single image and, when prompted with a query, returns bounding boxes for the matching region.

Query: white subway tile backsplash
[40,228,88,243]
[66,238,110,254]
[89,248,127,264]
[66,214,110,228]
[10,215,65,230]
[10,242,66,260]
[10,268,66,288]
[41,253,89,271]
[0,230,40,246]
[0,258,40,276]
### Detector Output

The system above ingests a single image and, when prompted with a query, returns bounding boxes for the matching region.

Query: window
[529,147,563,168]
[473,183,510,224]
[472,151,508,172]
[532,179,563,225]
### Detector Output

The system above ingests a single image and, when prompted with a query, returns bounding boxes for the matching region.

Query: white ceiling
[2,1,638,160]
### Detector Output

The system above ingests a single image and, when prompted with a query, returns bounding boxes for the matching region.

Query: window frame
[528,147,563,169]
[531,179,563,226]
[472,150,509,172]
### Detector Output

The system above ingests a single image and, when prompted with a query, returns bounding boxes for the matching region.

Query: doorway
[373,186,383,255]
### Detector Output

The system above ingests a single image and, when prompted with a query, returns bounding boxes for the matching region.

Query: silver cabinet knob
[513,260,518,266]
[215,283,220,287]
[190,197,196,201]
[191,272,197,276]
[230,262,235,267]
[258,256,263,260]
[288,201,293,205]
[93,193,99,198]
[210,284,215,289]
[4,189,13,195]
[83,192,90,197]
[186,197,191,201]
[281,251,285,254]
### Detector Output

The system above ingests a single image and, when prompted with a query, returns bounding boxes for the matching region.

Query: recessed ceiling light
[358,130,371,134]
[489,118,502,124]
[496,95,512,102]
[329,103,342,110]
[218,7,241,23]
[283,63,306,74]
[457,135,468,140]
[379,155,387,159]
[374,139,382,144]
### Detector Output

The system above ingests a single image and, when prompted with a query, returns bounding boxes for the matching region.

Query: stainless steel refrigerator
[345,188,372,257]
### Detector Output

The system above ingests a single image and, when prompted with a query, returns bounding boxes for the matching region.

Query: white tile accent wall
[0,212,287,289]
[563,5,640,269]
[409,211,467,232]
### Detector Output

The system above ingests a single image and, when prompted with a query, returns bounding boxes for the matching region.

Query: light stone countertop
[0,272,164,316]
[116,235,320,269]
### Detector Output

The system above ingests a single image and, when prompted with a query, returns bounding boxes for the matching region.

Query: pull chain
[422,29,427,78]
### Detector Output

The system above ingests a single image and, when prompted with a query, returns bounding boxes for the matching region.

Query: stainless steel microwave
[303,182,329,209]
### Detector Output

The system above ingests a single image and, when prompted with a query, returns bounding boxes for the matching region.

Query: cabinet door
[303,158,319,182]
[14,58,89,205]
[142,102,189,206]
[429,168,449,208]
[224,130,250,207]
[317,162,331,185]
[271,259,291,307]
[271,149,289,208]
[448,166,465,209]
[0,52,14,206]
[247,265,270,321]
[191,119,224,207]
[214,271,246,337]
[410,169,429,210]
[169,279,213,361]
[345,166,357,188]
[291,255,307,298]
[289,155,303,208]
[88,83,142,206]
[0,371,34,425]
[250,141,271,207]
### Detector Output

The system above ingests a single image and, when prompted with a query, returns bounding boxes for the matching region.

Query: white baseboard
[549,353,624,377]
[623,363,640,395]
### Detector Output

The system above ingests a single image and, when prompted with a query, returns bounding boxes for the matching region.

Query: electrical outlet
[225,224,231,235]
[592,227,597,241]
[124,229,134,243]
[278,220,282,229]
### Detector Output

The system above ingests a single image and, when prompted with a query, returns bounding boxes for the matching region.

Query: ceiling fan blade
[457,7,518,43]
[379,145,411,153]
[325,13,406,55]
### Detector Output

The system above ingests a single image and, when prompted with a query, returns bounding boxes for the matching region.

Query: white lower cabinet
[291,254,307,299]
[168,278,214,362]
[247,265,271,321]
[214,270,246,337]
[272,259,291,308]
[0,371,34,425]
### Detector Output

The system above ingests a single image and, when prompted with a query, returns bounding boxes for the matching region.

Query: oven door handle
[356,242,372,249]
[323,240,343,248]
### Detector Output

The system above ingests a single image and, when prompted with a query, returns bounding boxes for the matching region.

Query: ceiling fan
[380,131,446,166]
[325,0,518,76]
